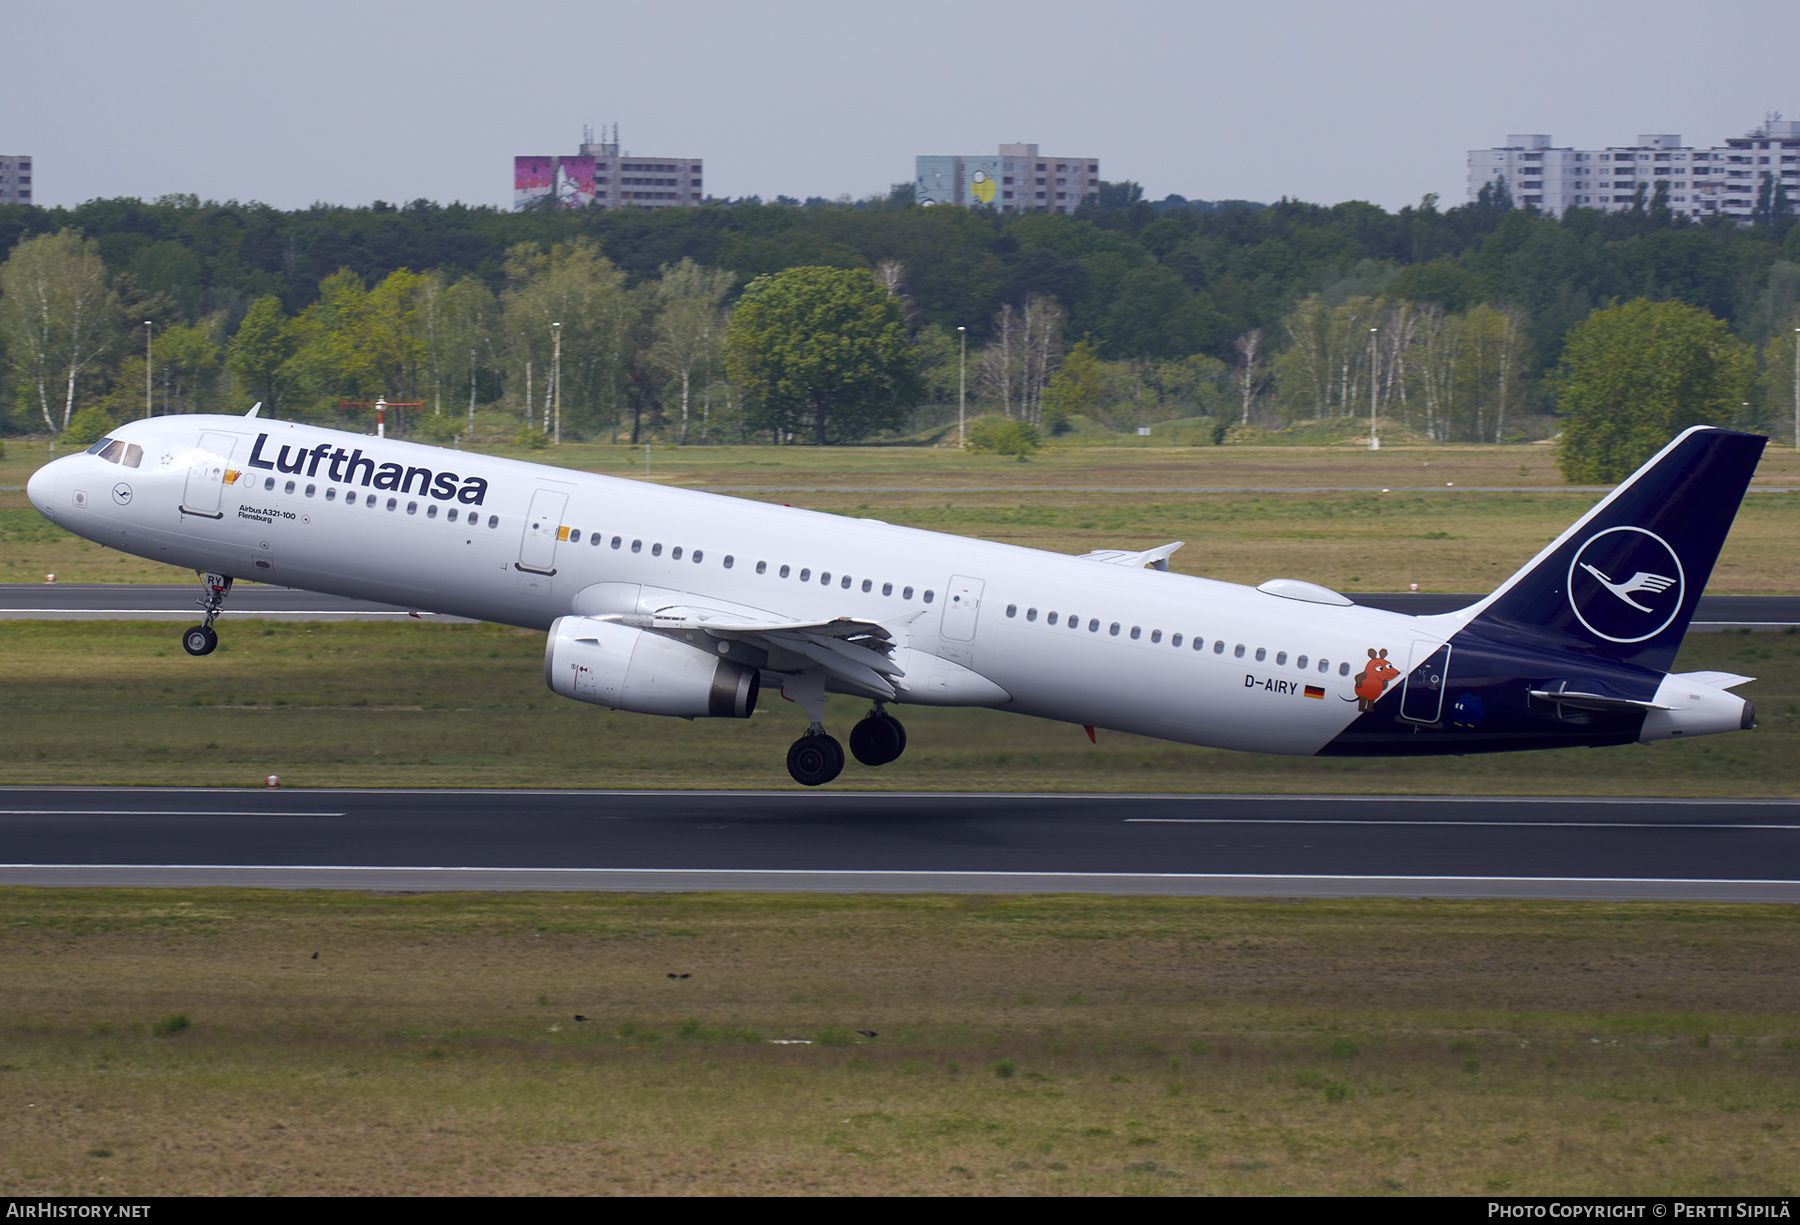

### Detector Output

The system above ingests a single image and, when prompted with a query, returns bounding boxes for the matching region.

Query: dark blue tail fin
[1456,427,1765,672]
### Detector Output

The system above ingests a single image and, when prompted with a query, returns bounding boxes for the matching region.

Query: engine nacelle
[545,616,759,719]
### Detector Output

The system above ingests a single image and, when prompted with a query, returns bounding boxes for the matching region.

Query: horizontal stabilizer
[1078,541,1184,571]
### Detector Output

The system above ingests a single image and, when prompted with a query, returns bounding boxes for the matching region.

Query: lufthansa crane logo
[1566,526,1684,643]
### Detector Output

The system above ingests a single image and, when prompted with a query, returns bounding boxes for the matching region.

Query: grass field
[2,889,1796,1196]
[3,440,1798,591]
[0,620,1794,794]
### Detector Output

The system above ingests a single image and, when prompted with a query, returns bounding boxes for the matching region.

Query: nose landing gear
[181,571,233,657]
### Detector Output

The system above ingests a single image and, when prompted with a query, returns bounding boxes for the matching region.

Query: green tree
[724,266,919,445]
[0,231,122,432]
[652,258,735,444]
[1553,299,1754,483]
[227,295,299,416]
[1039,338,1105,433]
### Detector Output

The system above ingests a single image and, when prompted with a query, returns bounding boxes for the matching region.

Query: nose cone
[26,458,59,521]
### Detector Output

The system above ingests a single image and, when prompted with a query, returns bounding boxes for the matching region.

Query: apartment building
[1468,120,1800,220]
[514,128,702,211]
[915,144,1099,213]
[0,155,32,205]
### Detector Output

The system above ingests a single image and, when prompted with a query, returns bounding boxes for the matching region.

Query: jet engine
[545,615,759,719]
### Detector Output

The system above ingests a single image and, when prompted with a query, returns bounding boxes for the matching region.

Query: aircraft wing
[600,611,909,699]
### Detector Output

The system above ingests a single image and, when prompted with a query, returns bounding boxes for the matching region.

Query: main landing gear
[182,571,232,657]
[781,688,908,786]
[848,706,907,767]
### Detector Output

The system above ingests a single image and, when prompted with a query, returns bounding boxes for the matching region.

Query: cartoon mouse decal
[1346,647,1401,712]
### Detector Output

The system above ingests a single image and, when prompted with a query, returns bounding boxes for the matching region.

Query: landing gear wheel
[849,713,907,767]
[182,625,218,656]
[787,734,845,787]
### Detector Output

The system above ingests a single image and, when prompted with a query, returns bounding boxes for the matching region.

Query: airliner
[25,410,1762,786]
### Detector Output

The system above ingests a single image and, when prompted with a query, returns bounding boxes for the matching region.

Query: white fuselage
[30,415,1446,754]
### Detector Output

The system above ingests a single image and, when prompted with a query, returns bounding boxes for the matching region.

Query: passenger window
[780,565,790,578]
[1339,662,1350,676]
[840,575,851,589]
[283,480,294,494]
[305,484,316,498]
[1234,644,1245,658]
[1088,619,1099,632]
[488,515,499,529]
[799,568,810,581]
[427,503,438,519]
[924,590,935,603]
[326,488,337,502]
[1026,608,1037,622]
[1255,647,1266,662]
[446,507,457,521]
[570,529,581,543]
[1215,641,1226,655]
[265,477,276,491]
[756,561,767,574]
[1006,604,1017,617]
[1047,612,1058,625]
[590,531,601,546]
[881,582,892,596]
[611,536,621,548]
[902,586,913,599]
[1148,629,1158,642]
[406,501,417,515]
[861,579,872,593]
[1276,651,1287,665]
[631,540,642,553]
[652,543,663,557]
[695,551,705,564]
[1296,655,1307,669]
[1318,659,1329,673]
[671,546,682,560]
[820,571,831,585]
[1109,623,1120,636]
[1170,633,1181,647]
[383,497,395,511]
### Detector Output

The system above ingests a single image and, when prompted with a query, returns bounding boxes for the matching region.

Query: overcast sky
[12,0,1799,214]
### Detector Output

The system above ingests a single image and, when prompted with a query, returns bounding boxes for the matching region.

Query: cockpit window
[87,439,143,467]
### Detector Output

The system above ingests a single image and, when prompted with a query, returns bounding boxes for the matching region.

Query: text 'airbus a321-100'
[26,408,1761,786]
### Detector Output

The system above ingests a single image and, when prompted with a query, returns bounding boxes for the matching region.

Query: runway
[3,583,1797,628]
[3,788,1796,902]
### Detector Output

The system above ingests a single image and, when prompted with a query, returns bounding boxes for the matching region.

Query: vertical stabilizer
[1452,427,1764,672]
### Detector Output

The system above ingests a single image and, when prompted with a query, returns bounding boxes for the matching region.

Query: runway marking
[1126,819,1800,830]
[3,864,1797,885]
[0,810,345,817]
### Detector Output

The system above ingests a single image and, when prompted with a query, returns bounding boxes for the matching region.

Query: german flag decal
[1304,685,1326,700]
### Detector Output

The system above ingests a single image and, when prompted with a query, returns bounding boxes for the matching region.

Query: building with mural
[915,144,1099,213]
[514,127,703,211]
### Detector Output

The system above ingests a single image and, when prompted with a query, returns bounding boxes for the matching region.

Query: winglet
[244,402,262,418]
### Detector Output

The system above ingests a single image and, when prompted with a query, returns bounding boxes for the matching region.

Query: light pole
[1368,326,1379,451]
[551,322,563,445]
[144,321,153,419]
[957,325,967,448]
[1793,327,1798,451]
